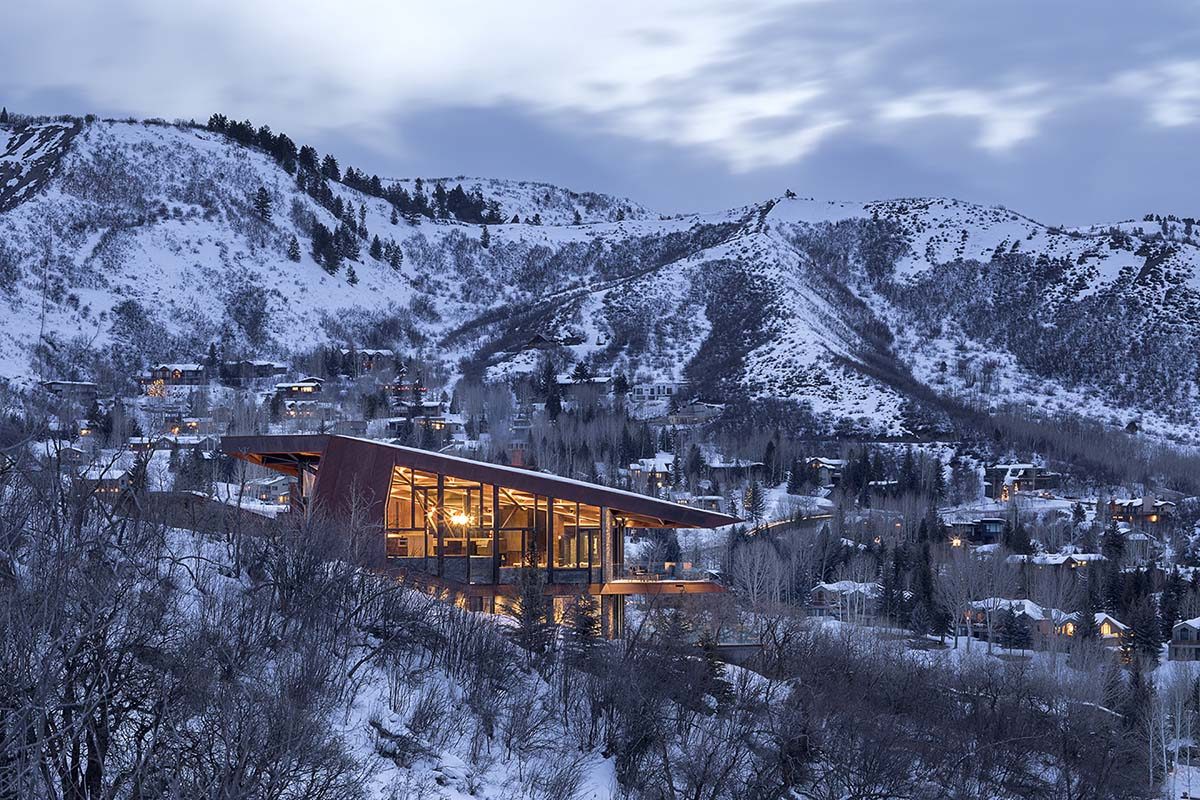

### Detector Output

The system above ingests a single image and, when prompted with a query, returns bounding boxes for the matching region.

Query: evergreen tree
[562,593,600,670]
[998,608,1032,653]
[612,372,629,399]
[287,234,301,262]
[572,209,582,225]
[389,207,399,225]
[253,186,271,222]
[480,224,490,249]
[346,265,359,286]
[1122,598,1162,667]
[0,107,8,124]
[369,235,383,261]
[744,480,766,523]
[320,154,340,181]
[508,560,554,665]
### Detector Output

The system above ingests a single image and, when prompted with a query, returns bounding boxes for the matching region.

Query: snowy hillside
[2,115,1199,439]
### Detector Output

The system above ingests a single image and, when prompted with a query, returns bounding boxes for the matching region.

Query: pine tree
[786,457,804,495]
[998,608,1032,653]
[369,235,383,261]
[346,265,359,285]
[0,107,8,124]
[389,207,399,225]
[320,154,340,181]
[1122,598,1162,667]
[480,224,490,249]
[562,593,600,669]
[508,561,554,665]
[572,209,582,225]
[744,480,766,523]
[253,187,272,222]
[612,372,629,399]
[287,234,301,262]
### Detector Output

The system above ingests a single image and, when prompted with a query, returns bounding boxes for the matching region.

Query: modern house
[41,379,100,408]
[221,359,288,385]
[630,380,688,402]
[983,463,1062,500]
[1109,497,1176,529]
[221,434,739,636]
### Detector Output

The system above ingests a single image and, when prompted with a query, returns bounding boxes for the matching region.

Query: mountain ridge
[2,115,1198,442]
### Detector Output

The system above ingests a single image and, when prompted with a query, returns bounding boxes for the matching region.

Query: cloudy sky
[5,1,1199,223]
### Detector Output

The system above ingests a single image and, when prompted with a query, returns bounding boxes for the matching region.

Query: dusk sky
[7,0,1200,224]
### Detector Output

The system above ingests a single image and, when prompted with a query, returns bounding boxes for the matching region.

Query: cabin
[275,376,325,399]
[143,363,209,387]
[1093,612,1128,645]
[78,462,132,496]
[222,434,740,637]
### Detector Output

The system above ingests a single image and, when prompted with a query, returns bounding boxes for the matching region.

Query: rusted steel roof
[222,434,740,529]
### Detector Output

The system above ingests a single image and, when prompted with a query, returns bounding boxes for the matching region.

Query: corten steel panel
[221,434,742,529]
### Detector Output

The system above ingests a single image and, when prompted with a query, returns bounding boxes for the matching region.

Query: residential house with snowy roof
[1170,617,1200,661]
[1109,496,1175,530]
[984,462,1062,500]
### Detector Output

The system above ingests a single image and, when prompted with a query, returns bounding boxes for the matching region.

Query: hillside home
[222,434,739,637]
[964,598,1076,641]
[807,457,846,487]
[78,462,133,496]
[630,380,688,402]
[706,456,765,484]
[1121,527,1156,566]
[340,348,396,375]
[275,376,325,399]
[143,363,209,387]
[245,474,295,505]
[1170,618,1200,661]
[221,359,287,386]
[984,463,1062,500]
[664,401,724,427]
[1006,552,1103,571]
[1109,497,1176,529]
[809,581,881,621]
[1093,612,1128,645]
[40,379,99,408]
[944,516,1007,547]
[630,453,674,491]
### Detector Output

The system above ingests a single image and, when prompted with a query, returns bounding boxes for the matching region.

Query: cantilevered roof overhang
[222,434,741,529]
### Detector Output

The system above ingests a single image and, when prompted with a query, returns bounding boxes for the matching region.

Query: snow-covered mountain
[2,115,1199,440]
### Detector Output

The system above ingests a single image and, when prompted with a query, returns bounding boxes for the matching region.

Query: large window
[385,467,436,559]
[555,502,600,569]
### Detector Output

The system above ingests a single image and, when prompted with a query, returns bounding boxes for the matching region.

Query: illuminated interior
[384,467,607,578]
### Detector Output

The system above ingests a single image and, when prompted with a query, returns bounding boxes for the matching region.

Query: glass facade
[384,466,617,584]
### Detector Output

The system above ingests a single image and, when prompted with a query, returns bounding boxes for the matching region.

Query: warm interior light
[448,511,473,526]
